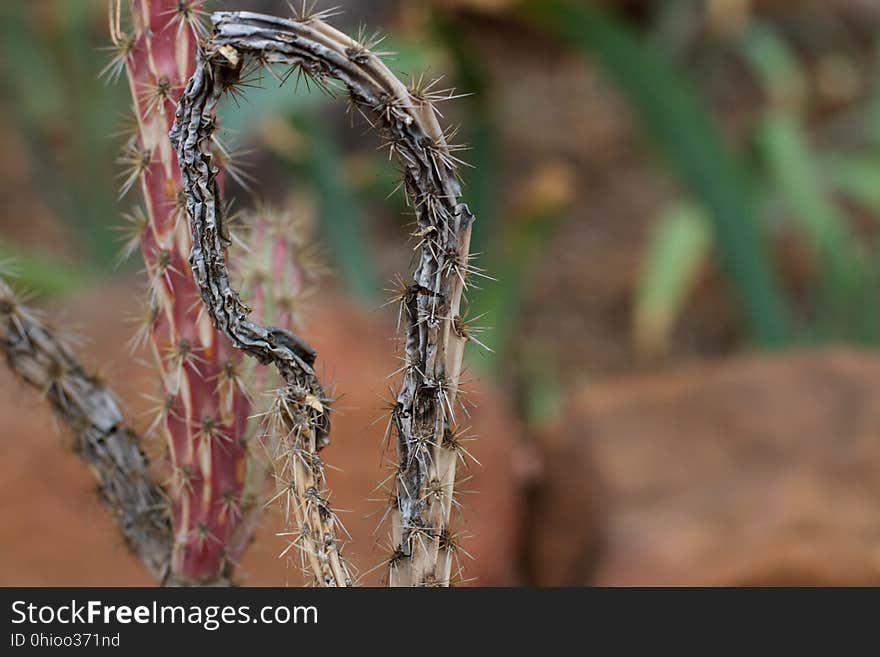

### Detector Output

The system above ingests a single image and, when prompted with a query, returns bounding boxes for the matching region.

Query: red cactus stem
[237,204,323,339]
[113,0,253,585]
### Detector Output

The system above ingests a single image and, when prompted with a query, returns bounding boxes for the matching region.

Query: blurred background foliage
[3,0,880,426]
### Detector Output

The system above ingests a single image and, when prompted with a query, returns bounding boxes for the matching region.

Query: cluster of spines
[262,383,353,586]
[324,31,484,585]
[300,6,486,586]
[230,203,345,582]
[234,203,325,340]
[365,78,485,586]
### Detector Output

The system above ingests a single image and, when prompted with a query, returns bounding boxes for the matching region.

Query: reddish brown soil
[0,282,524,586]
[10,285,880,587]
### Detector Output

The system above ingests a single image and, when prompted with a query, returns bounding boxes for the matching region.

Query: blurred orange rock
[546,350,880,585]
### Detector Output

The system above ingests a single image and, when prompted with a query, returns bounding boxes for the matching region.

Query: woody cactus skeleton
[172,10,479,586]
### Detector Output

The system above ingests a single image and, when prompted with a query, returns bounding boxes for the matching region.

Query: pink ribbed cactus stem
[234,204,331,578]
[111,0,253,585]
[238,204,323,342]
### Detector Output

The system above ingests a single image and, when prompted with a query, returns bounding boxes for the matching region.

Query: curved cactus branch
[0,278,172,582]
[172,10,478,587]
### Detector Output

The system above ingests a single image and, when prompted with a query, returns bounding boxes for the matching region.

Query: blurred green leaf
[0,243,92,298]
[292,114,381,304]
[0,1,124,268]
[743,25,871,340]
[741,24,807,110]
[869,40,880,146]
[827,154,880,214]
[469,204,566,369]
[634,203,711,360]
[756,111,868,339]
[523,0,791,347]
[430,14,500,257]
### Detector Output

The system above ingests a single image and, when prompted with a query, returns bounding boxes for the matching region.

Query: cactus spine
[172,9,479,587]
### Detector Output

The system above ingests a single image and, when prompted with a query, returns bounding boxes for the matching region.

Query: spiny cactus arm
[172,10,478,587]
[232,204,331,580]
[0,278,172,582]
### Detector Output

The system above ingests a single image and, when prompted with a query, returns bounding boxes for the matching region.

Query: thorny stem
[0,277,172,581]
[172,10,478,586]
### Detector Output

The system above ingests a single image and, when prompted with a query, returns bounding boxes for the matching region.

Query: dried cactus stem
[172,32,350,584]
[0,278,172,581]
[172,10,479,587]
[234,204,333,583]
[434,221,472,585]
[269,382,352,586]
[289,425,352,586]
[391,209,475,587]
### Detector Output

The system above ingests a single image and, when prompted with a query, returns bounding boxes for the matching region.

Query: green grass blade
[469,204,567,369]
[826,154,880,215]
[755,112,868,339]
[634,203,712,360]
[742,24,870,340]
[523,0,791,347]
[0,242,92,298]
